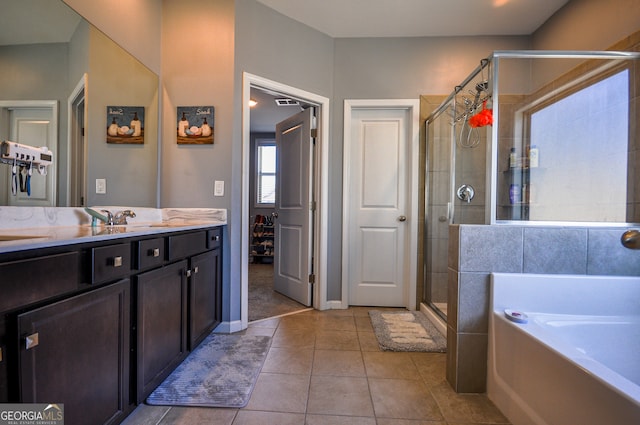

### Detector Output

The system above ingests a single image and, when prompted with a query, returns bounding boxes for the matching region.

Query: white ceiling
[255,0,570,38]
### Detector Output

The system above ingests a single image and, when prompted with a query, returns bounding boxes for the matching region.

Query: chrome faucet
[113,210,136,225]
[84,207,136,226]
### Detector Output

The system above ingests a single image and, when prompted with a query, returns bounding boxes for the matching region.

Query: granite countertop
[0,206,227,255]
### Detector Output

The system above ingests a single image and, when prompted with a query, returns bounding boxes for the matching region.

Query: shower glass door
[424,65,492,320]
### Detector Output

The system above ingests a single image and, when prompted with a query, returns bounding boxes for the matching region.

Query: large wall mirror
[0,0,158,208]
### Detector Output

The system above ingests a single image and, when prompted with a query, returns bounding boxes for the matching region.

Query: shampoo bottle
[529,145,539,168]
[509,148,517,168]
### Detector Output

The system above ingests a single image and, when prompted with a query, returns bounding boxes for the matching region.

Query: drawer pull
[112,256,123,267]
[212,235,220,242]
[148,248,160,258]
[25,333,39,350]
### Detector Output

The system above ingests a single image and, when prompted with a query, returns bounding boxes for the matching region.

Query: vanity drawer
[207,227,222,250]
[167,231,207,261]
[0,252,80,312]
[136,238,165,270]
[91,243,131,284]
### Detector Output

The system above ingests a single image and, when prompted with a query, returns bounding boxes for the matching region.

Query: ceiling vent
[274,98,300,106]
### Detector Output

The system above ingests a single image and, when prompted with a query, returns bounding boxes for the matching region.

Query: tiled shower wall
[446,224,640,393]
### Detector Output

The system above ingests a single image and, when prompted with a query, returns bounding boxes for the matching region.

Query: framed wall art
[177,106,214,145]
[106,106,145,144]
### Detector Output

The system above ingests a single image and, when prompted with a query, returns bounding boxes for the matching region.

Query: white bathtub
[488,273,640,425]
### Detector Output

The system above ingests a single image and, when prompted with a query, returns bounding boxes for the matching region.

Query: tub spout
[620,229,640,249]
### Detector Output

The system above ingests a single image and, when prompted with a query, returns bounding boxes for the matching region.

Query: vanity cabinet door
[17,279,130,425]
[136,260,188,403]
[188,248,222,350]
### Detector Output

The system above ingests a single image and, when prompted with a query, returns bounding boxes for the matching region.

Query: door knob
[398,215,407,222]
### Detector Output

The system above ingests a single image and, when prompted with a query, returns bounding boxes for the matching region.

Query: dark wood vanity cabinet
[0,225,224,424]
[135,260,188,403]
[189,247,222,350]
[17,279,130,425]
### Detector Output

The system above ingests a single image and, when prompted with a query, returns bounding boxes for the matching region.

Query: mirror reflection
[0,0,158,208]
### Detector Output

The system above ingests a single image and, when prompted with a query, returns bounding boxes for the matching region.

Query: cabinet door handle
[111,256,123,267]
[25,333,39,350]
[185,269,192,277]
[193,266,199,274]
[148,248,160,257]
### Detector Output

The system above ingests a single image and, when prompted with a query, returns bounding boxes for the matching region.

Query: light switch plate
[214,180,224,196]
[96,178,106,194]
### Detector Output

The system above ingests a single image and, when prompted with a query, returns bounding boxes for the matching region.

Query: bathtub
[488,273,640,425]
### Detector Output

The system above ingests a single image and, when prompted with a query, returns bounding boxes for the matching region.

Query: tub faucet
[620,229,640,249]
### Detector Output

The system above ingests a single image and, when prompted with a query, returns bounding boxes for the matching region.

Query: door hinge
[311,128,318,138]
[310,201,316,211]
[308,274,315,284]
[81,127,85,137]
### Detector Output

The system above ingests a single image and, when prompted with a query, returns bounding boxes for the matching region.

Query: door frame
[342,99,420,310]
[242,72,330,328]
[67,73,88,207]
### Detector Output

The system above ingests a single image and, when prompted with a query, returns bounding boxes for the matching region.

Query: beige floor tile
[315,330,360,350]
[159,407,237,424]
[354,315,374,332]
[232,410,304,425]
[305,414,376,425]
[409,353,447,387]
[120,404,171,425]
[368,378,444,421]
[376,419,447,425]
[271,327,316,348]
[362,351,421,380]
[429,381,510,424]
[244,373,310,413]
[261,346,314,375]
[358,331,382,352]
[312,349,365,376]
[316,314,357,331]
[307,375,374,417]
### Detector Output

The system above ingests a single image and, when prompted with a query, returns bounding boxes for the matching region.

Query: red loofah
[468,100,493,128]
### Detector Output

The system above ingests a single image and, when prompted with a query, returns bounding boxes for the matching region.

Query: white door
[346,106,413,306]
[7,107,57,206]
[273,108,315,306]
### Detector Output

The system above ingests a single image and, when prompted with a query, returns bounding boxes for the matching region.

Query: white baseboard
[213,320,244,334]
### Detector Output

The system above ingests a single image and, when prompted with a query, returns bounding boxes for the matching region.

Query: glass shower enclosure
[423,50,639,320]
[424,59,492,319]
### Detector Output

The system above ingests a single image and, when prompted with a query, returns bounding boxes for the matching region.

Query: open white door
[273,107,315,306]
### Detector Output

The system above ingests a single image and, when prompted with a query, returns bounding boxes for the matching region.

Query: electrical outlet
[96,178,106,194]
[214,180,224,197]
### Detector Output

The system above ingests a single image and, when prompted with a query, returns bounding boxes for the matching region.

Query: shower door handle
[398,215,407,222]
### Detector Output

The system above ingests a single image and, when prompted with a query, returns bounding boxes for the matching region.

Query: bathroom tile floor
[122,307,511,425]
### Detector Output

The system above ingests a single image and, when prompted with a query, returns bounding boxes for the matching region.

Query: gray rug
[146,333,271,408]
[369,310,446,352]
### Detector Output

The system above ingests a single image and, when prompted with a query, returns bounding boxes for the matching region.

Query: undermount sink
[0,234,48,241]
